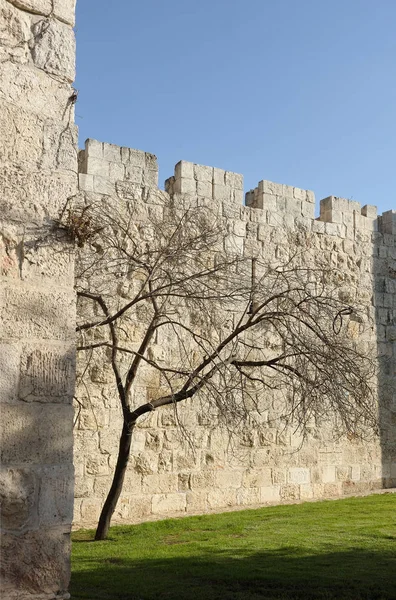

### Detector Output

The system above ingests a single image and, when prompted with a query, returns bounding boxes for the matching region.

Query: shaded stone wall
[0,0,77,598]
[73,138,396,528]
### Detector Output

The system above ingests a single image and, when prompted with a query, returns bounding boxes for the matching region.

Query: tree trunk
[95,419,134,540]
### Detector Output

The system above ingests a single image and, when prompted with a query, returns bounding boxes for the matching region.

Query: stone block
[237,487,260,505]
[285,197,302,216]
[142,473,178,494]
[323,483,343,497]
[336,466,350,481]
[259,180,283,196]
[125,165,143,184]
[350,465,361,481]
[213,183,231,202]
[194,164,213,183]
[282,184,294,198]
[213,167,226,186]
[0,467,37,530]
[215,470,243,489]
[85,455,110,476]
[207,488,237,509]
[80,498,101,523]
[38,465,74,526]
[19,345,75,401]
[224,233,244,255]
[74,476,93,498]
[300,484,314,499]
[325,222,341,236]
[301,201,315,219]
[190,471,215,489]
[260,485,281,502]
[1,527,71,598]
[0,166,76,223]
[86,156,110,177]
[108,162,125,182]
[306,190,315,203]
[41,120,78,172]
[288,467,310,484]
[280,484,300,501]
[85,139,103,159]
[93,175,115,195]
[175,160,194,180]
[0,343,20,403]
[233,188,244,204]
[152,492,186,514]
[175,177,196,195]
[261,193,277,211]
[267,211,284,227]
[312,220,325,234]
[322,465,336,483]
[186,490,207,512]
[242,469,272,488]
[0,101,43,167]
[79,173,94,192]
[0,60,68,120]
[293,187,306,201]
[1,285,75,340]
[53,0,76,25]
[30,18,76,83]
[1,404,73,465]
[225,172,243,190]
[196,180,212,198]
[349,200,361,213]
[361,204,377,218]
[6,0,52,14]
[102,142,121,163]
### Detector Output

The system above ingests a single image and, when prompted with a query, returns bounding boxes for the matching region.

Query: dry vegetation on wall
[63,188,378,540]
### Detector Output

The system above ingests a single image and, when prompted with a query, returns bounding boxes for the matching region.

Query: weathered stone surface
[1,404,74,464]
[37,465,74,526]
[0,61,73,120]
[6,0,52,15]
[1,527,71,597]
[1,285,75,340]
[0,0,77,597]
[19,345,75,401]
[0,166,76,223]
[53,0,76,26]
[0,0,31,64]
[152,492,186,514]
[0,342,20,403]
[30,18,76,82]
[0,468,37,530]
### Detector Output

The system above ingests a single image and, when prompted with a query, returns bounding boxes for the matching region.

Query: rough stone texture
[73,139,396,529]
[0,0,77,598]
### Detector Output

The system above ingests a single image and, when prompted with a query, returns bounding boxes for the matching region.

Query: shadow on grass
[71,546,396,600]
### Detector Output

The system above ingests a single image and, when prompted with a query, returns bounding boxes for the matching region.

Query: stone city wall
[0,1,77,598]
[73,138,396,528]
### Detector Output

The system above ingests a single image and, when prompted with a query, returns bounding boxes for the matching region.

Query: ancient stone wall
[73,138,396,528]
[0,1,77,598]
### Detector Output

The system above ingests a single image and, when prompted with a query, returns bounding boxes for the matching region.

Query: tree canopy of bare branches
[68,191,377,540]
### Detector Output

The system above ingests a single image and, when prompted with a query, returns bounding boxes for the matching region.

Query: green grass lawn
[71,494,396,600]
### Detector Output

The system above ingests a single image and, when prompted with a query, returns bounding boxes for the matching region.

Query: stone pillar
[0,1,77,598]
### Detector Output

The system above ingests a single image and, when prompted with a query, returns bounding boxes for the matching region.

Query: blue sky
[75,0,396,215]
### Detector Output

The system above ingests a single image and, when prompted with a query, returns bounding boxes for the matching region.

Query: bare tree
[65,192,377,540]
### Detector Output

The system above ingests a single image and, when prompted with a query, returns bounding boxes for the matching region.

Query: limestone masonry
[1,0,396,595]
[73,137,396,528]
[0,1,77,598]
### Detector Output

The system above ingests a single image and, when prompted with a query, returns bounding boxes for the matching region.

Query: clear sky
[75,0,396,215]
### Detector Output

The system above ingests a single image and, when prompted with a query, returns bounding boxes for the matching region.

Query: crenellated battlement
[78,138,396,241]
[73,137,396,530]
